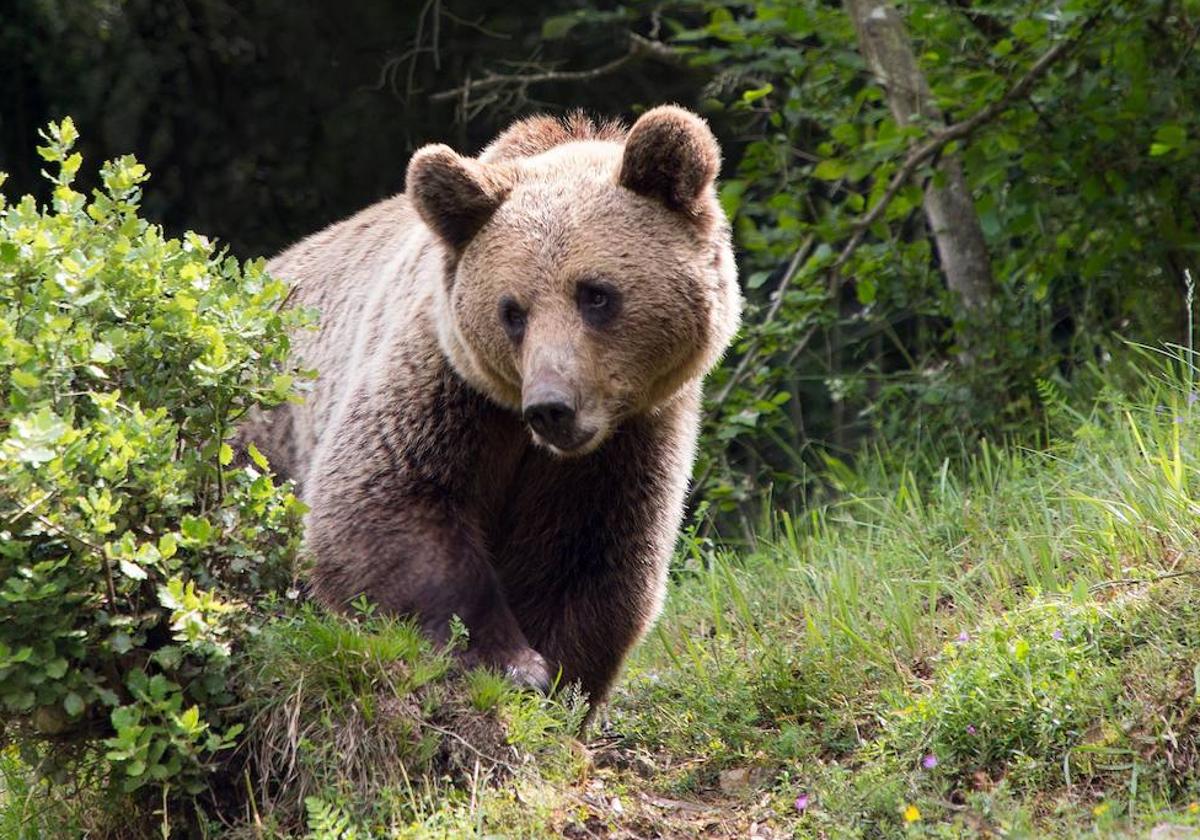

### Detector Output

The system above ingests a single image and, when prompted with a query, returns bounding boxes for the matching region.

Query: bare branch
[430,33,679,103]
[710,234,816,410]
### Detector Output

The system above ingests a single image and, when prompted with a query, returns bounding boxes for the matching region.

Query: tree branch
[710,235,816,409]
[831,11,1103,275]
[694,12,1106,502]
[430,33,678,103]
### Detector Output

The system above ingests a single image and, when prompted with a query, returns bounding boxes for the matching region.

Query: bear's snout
[522,374,594,452]
[524,398,575,442]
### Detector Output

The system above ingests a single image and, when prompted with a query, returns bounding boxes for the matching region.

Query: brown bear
[241,106,740,704]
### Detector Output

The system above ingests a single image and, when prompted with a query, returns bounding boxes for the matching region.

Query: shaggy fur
[240,106,741,703]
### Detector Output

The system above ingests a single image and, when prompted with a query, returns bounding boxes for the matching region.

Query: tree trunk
[844,0,996,318]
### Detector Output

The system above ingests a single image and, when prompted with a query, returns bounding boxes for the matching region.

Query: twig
[33,513,116,606]
[424,722,521,774]
[689,323,818,505]
[710,234,816,409]
[3,490,56,525]
[430,33,678,103]
[1089,569,1200,593]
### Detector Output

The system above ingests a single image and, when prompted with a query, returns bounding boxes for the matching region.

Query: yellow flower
[1189,802,1199,814]
[903,804,922,823]
[1092,802,1110,817]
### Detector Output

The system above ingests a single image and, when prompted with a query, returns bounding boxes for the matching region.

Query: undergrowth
[7,358,1200,837]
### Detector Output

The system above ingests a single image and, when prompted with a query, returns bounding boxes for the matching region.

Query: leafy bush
[0,119,310,796]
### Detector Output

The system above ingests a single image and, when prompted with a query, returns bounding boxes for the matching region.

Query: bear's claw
[503,649,553,694]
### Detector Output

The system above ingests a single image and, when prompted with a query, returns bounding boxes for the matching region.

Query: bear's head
[407,106,741,456]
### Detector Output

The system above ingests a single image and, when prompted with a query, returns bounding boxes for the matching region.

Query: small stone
[1149,826,1200,840]
[718,766,772,793]
[719,767,752,793]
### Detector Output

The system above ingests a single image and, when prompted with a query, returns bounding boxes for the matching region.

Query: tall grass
[615,351,1200,835]
[6,352,1200,837]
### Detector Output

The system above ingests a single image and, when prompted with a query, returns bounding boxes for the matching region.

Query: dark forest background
[4,0,1198,528]
[1,1,709,256]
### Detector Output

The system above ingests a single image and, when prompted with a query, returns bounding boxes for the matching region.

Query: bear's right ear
[618,106,721,216]
[406,145,511,250]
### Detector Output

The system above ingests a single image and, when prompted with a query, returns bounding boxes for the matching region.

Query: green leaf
[118,559,148,581]
[741,83,774,104]
[90,342,115,363]
[45,658,69,679]
[1155,123,1187,148]
[746,271,772,290]
[812,159,848,180]
[247,443,270,471]
[158,532,178,560]
[63,692,85,717]
[856,277,877,305]
[10,369,40,390]
[541,13,580,39]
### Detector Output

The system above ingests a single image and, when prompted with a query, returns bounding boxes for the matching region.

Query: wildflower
[1093,802,1110,817]
[1052,629,1064,640]
[794,793,810,813]
[966,725,977,735]
[956,630,970,643]
[903,804,922,823]
[922,754,938,769]
[1189,391,1199,407]
[1188,801,1199,813]
[1176,415,1186,424]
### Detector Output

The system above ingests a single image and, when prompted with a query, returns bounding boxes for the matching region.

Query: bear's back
[250,194,442,482]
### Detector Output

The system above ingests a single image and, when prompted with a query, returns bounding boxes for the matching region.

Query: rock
[1150,825,1200,840]
[718,766,772,794]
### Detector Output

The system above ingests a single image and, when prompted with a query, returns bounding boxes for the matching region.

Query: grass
[5,360,1200,837]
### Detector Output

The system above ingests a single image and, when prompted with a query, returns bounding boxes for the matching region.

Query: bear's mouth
[531,426,599,457]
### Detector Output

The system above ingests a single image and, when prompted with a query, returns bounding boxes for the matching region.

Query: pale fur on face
[409,107,741,456]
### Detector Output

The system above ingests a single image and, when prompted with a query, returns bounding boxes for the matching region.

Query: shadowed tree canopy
[0,0,705,257]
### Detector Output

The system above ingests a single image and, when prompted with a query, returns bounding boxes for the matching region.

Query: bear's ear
[617,106,721,215]
[406,144,511,249]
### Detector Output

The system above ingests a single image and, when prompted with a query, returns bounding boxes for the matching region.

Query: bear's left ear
[406,144,512,250]
[617,106,721,215]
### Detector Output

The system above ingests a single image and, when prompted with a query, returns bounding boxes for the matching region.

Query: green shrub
[0,119,311,796]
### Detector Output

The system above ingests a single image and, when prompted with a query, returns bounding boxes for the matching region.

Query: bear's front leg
[492,405,698,708]
[301,374,551,691]
[306,483,550,689]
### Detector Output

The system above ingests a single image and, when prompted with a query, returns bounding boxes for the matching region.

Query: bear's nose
[523,399,577,445]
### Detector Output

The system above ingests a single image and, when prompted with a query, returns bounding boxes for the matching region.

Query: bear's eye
[577,281,620,328]
[499,296,526,341]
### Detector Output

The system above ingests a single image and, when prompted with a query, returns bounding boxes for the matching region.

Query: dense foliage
[672,0,1199,511]
[0,119,309,794]
[8,1,1197,529]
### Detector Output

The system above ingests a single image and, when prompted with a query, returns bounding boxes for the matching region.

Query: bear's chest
[469,403,532,542]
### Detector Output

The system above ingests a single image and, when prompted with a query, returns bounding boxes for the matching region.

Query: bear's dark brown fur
[240,107,740,703]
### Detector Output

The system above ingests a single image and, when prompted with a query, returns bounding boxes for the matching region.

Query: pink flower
[966,725,977,735]
[1052,629,1064,640]
[794,793,810,812]
[956,631,970,643]
[922,754,938,769]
